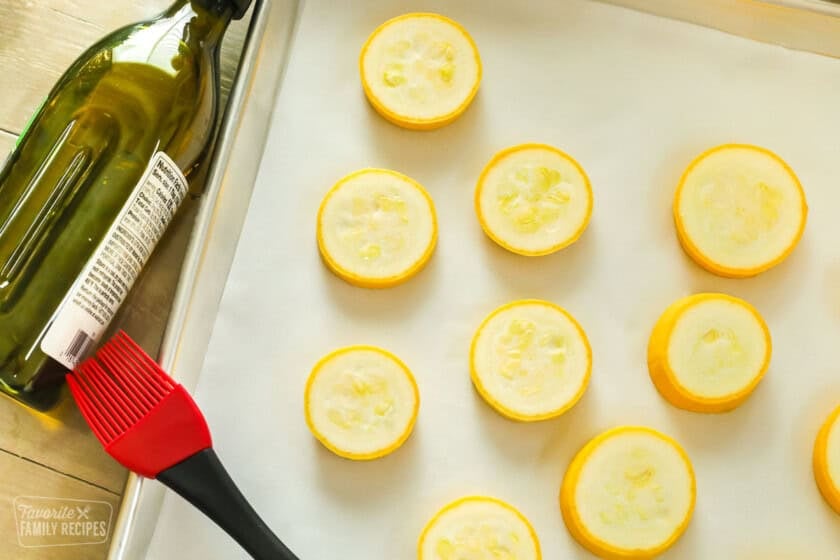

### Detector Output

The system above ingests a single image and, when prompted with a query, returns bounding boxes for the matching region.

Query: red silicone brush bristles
[69,331,212,478]
[70,332,174,444]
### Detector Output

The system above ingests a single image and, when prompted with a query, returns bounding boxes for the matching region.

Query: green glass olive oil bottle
[0,0,251,410]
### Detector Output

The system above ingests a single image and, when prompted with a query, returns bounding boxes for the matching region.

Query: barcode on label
[63,330,94,365]
[40,152,187,370]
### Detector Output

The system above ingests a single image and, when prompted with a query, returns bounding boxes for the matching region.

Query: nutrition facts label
[41,152,188,369]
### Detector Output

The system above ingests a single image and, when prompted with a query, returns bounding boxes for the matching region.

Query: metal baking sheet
[107,0,301,557]
[116,0,840,558]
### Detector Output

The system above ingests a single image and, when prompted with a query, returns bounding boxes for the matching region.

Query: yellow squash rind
[814,405,840,514]
[360,13,482,130]
[673,144,807,278]
[475,143,593,256]
[560,426,696,560]
[316,168,438,289]
[418,496,542,560]
[304,345,420,461]
[647,293,771,413]
[470,299,592,421]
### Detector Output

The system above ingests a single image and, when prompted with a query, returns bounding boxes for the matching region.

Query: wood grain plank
[0,0,248,133]
[0,1,106,133]
[0,393,128,494]
[0,130,15,157]
[0,0,248,500]
[0,450,121,559]
[0,41,127,493]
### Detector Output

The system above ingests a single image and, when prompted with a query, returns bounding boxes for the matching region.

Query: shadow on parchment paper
[793,374,840,480]
[470,376,598,469]
[646,138,813,317]
[797,374,840,437]
[360,91,491,179]
[313,425,421,508]
[659,370,781,456]
[647,148,688,245]
[732,544,838,560]
[795,398,840,518]
[476,219,599,298]
[682,235,812,317]
[823,258,840,323]
[319,245,441,324]
[535,389,600,467]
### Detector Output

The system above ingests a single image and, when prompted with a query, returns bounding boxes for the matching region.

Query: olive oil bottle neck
[176,0,250,20]
[164,0,234,48]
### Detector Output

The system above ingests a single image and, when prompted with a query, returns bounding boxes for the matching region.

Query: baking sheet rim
[107,0,840,557]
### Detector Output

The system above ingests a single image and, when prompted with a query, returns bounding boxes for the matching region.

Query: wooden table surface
[0,2,248,558]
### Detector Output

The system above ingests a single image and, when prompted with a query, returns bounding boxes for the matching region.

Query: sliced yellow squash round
[475,144,593,256]
[648,293,771,413]
[470,299,591,421]
[360,13,481,130]
[814,405,840,514]
[674,144,807,278]
[560,426,696,559]
[317,169,437,288]
[304,345,419,460]
[418,496,541,560]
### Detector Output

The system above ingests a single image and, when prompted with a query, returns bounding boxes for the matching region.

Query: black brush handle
[157,448,299,560]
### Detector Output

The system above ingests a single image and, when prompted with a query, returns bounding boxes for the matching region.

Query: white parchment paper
[148,0,840,557]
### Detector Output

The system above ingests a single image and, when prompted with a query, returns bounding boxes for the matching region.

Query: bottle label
[41,152,188,369]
